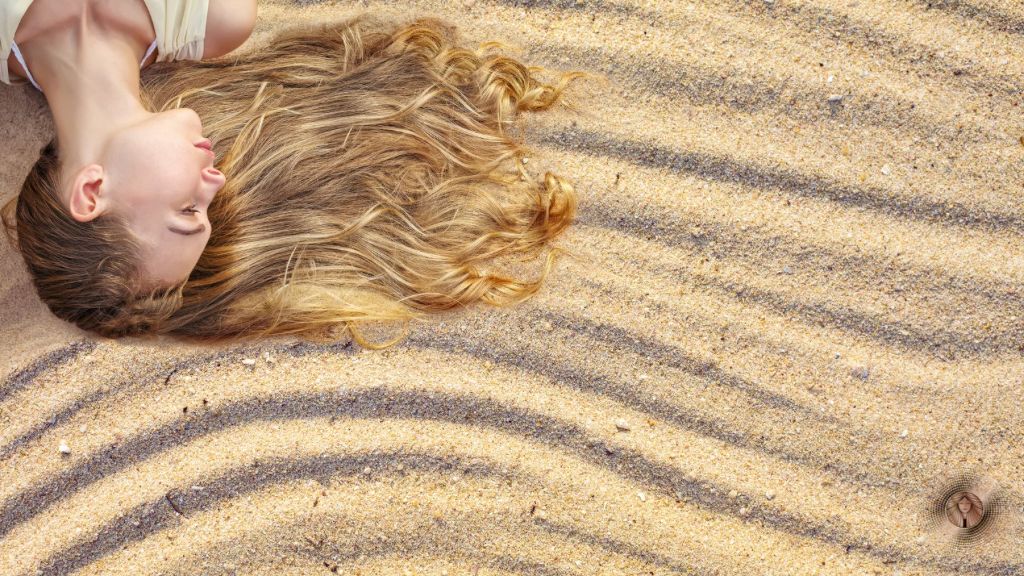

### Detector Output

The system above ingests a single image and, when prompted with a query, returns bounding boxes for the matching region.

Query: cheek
[120,137,189,187]
[164,160,200,202]
[133,166,192,211]
[112,138,198,209]
[108,149,157,201]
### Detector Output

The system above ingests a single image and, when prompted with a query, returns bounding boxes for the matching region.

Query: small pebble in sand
[827,94,843,104]
[899,429,908,438]
[915,535,925,544]
[263,351,275,363]
[363,466,372,475]
[58,440,71,454]
[728,489,738,499]
[781,265,793,275]
[79,424,87,433]
[241,358,257,366]
[851,366,870,380]
[637,491,646,502]
[739,506,748,515]
[765,490,775,500]
[881,164,892,175]
[614,418,632,431]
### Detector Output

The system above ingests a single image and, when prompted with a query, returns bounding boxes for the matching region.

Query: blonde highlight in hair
[2,13,593,348]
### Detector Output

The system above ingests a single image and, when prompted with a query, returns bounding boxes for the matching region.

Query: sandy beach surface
[3,0,1024,574]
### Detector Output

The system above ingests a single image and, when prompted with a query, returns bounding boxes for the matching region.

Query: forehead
[139,246,201,287]
[129,220,205,287]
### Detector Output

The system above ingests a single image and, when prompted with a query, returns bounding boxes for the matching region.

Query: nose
[201,167,226,203]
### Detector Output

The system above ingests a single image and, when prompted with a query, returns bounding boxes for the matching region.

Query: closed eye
[169,224,206,235]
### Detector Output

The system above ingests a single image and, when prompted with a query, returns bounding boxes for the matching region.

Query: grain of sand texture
[2,0,1024,574]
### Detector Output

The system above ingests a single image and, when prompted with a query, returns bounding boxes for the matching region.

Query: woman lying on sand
[1,0,591,348]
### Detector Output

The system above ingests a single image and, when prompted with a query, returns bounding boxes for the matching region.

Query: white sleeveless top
[0,0,209,92]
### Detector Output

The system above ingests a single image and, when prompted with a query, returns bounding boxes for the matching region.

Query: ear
[67,164,112,223]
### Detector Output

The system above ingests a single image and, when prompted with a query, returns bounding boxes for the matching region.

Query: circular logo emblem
[944,491,984,529]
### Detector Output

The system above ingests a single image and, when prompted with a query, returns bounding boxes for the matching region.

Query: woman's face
[958,498,973,514]
[99,107,226,289]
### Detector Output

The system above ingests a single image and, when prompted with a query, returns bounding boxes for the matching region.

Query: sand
[3,0,1024,574]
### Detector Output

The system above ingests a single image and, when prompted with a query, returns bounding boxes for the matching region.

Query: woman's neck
[17,10,152,196]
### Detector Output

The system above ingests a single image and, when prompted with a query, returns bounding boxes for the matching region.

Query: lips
[194,138,215,159]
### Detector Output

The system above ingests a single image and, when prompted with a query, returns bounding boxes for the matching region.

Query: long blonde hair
[1,12,592,348]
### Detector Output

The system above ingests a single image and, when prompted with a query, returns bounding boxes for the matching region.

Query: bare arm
[202,0,258,59]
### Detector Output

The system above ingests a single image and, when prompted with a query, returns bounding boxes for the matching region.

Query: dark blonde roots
[1,13,592,348]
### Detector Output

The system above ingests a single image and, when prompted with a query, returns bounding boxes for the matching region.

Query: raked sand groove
[2,0,1024,574]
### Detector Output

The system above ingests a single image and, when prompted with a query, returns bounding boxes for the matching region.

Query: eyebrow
[168,224,206,236]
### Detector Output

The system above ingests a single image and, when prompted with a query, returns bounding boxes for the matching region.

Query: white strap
[141,39,158,68]
[10,41,43,93]
[10,38,159,93]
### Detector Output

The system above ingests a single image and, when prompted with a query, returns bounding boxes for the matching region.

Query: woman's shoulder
[145,0,256,63]
[200,0,257,60]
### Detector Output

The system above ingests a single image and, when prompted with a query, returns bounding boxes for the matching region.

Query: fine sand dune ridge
[2,0,1023,574]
